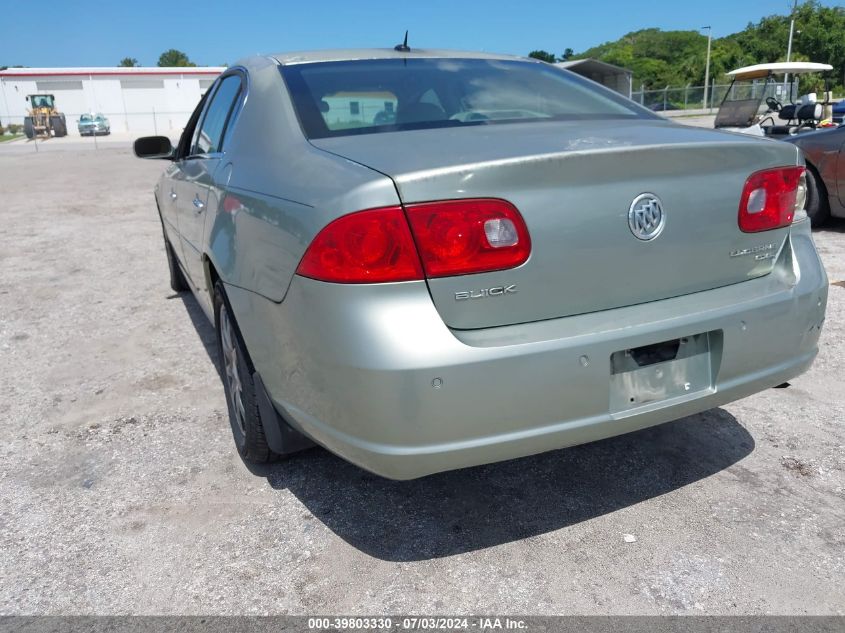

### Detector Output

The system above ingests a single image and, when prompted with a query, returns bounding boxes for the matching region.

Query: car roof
[267,48,532,66]
[727,61,833,80]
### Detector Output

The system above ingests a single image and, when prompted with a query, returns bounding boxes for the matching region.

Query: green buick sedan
[134,48,828,479]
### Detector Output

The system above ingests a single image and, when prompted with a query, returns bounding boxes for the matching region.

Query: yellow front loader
[23,94,68,139]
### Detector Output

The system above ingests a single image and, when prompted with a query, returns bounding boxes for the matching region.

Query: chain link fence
[632,81,799,112]
[1,110,193,138]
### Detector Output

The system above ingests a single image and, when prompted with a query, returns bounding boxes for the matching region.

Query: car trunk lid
[312,119,800,329]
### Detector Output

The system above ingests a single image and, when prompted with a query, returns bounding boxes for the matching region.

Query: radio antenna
[394,31,410,52]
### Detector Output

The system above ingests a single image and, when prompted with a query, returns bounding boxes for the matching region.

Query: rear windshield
[281,58,654,139]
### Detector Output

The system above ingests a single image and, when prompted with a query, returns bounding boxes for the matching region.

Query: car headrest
[397,102,446,124]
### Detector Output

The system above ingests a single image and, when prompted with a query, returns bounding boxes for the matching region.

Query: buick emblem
[628,193,665,241]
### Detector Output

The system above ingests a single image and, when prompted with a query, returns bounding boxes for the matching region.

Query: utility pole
[786,19,795,63]
[784,0,798,98]
[784,18,795,96]
[702,26,712,111]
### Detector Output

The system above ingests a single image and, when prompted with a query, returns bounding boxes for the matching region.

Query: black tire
[213,281,277,463]
[49,115,66,137]
[805,166,830,228]
[23,117,34,139]
[160,223,189,292]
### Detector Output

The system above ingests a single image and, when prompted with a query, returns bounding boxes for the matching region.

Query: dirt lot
[0,143,843,615]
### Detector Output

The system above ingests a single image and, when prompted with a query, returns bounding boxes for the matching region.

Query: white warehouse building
[0,67,225,135]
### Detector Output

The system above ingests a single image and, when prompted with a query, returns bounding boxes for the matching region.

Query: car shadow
[173,289,755,563]
[814,217,845,233]
[175,290,221,377]
[262,408,753,562]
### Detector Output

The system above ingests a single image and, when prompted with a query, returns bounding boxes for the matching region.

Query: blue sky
[0,0,839,67]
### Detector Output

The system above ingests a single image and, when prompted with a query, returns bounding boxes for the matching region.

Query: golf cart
[714,61,833,138]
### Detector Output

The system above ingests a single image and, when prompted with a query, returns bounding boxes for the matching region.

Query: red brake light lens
[405,198,531,278]
[296,206,424,283]
[738,166,805,232]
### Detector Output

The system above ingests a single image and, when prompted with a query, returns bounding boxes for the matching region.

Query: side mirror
[134,135,174,160]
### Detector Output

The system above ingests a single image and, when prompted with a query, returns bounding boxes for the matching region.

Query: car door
[835,128,845,208]
[160,97,208,252]
[176,74,244,290]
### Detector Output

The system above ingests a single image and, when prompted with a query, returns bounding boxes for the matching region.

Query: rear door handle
[192,195,205,211]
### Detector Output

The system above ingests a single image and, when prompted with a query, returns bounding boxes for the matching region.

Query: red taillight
[296,206,424,283]
[738,166,805,232]
[405,198,531,278]
[297,198,531,284]
[223,195,242,214]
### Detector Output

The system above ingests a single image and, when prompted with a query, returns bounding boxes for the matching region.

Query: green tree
[571,2,845,92]
[561,48,574,61]
[118,57,139,67]
[157,49,196,67]
[579,29,708,89]
[722,1,845,92]
[528,50,557,63]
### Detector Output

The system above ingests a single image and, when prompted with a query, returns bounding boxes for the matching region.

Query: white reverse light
[746,188,767,214]
[794,171,807,213]
[483,218,519,248]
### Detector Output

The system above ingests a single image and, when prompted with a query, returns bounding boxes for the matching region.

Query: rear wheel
[214,281,278,463]
[805,167,830,228]
[23,117,34,139]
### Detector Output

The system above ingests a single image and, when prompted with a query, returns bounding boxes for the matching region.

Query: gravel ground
[0,144,843,615]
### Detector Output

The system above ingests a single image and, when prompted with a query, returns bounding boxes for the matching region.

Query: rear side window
[192,74,242,155]
[282,58,655,139]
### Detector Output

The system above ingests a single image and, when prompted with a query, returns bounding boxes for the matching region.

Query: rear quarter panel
[203,58,400,302]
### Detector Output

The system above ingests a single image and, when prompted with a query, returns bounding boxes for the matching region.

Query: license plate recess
[609,331,717,413]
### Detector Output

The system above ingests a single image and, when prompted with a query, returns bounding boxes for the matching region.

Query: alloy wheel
[219,305,246,436]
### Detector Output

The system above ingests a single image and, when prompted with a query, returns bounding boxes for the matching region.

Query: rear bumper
[228,219,828,479]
